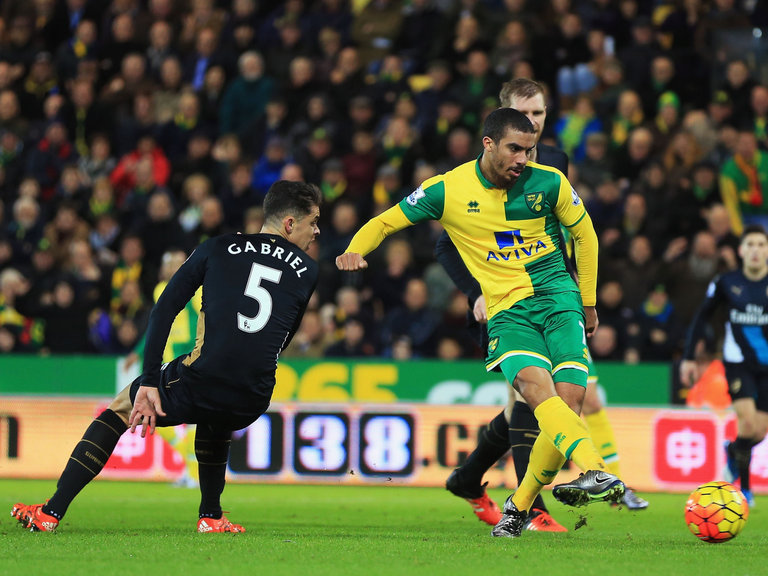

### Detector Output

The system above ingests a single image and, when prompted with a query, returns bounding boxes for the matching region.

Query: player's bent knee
[108,385,133,425]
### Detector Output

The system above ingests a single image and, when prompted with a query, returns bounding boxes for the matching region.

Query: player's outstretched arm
[337,205,414,270]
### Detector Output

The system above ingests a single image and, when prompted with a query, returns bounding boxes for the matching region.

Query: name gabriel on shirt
[228,240,309,278]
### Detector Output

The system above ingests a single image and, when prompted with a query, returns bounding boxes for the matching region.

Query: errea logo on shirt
[467,200,480,213]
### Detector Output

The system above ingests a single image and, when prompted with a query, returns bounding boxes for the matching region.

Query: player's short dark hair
[263,180,321,224]
[499,78,544,108]
[482,107,535,142]
[741,224,768,241]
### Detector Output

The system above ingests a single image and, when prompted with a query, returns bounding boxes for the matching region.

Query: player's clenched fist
[336,252,368,271]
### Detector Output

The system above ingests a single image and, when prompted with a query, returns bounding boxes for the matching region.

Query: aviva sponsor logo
[489,230,547,261]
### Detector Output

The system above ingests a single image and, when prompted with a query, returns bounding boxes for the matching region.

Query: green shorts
[485,292,590,388]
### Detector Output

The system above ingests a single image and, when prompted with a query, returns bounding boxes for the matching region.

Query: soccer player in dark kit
[12,180,321,533]
[680,225,768,508]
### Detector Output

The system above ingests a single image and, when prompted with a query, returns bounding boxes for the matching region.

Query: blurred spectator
[350,0,403,69]
[552,12,594,106]
[617,16,660,94]
[631,284,684,361]
[100,52,153,119]
[66,238,107,309]
[246,97,290,158]
[191,196,226,244]
[395,0,447,71]
[282,308,329,358]
[146,20,175,78]
[720,58,758,128]
[20,52,60,121]
[613,125,655,185]
[25,120,78,201]
[120,155,170,228]
[178,174,212,233]
[157,89,204,161]
[54,19,100,82]
[327,46,366,113]
[491,19,531,79]
[78,133,117,187]
[34,275,94,354]
[719,129,768,234]
[596,279,633,355]
[168,127,224,195]
[136,191,189,270]
[660,230,730,325]
[0,267,44,353]
[371,238,417,316]
[381,277,440,358]
[705,203,740,265]
[586,179,623,237]
[555,95,603,163]
[323,315,375,357]
[110,134,170,203]
[608,234,660,312]
[219,51,274,140]
[252,136,289,198]
[748,84,768,149]
[342,130,377,215]
[221,161,258,228]
[182,26,226,92]
[8,196,44,267]
[44,202,90,266]
[153,56,184,124]
[265,16,312,85]
[608,89,644,150]
[578,132,612,191]
[295,127,334,186]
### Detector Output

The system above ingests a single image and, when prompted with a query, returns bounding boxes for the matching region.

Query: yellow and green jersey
[346,158,598,320]
[134,281,203,363]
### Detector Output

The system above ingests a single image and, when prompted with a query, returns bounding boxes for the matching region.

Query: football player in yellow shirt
[337,107,625,538]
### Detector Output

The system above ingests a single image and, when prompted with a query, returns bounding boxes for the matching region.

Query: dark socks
[196,425,232,519]
[509,401,547,511]
[44,409,127,519]
[730,437,755,491]
[460,410,511,486]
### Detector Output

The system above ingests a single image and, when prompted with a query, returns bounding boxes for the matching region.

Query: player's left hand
[335,252,368,271]
[584,306,599,336]
[129,386,166,437]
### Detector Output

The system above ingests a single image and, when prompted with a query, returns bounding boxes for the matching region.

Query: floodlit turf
[1,479,766,576]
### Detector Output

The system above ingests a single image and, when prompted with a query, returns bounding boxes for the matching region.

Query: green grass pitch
[2,479,766,576]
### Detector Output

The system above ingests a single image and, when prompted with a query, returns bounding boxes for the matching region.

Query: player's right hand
[473,294,488,323]
[129,386,167,437]
[335,252,368,271]
[679,360,699,388]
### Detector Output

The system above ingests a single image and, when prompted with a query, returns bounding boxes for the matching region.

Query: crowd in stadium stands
[1,0,767,364]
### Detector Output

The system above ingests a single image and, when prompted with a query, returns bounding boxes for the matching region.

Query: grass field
[1,479,766,576]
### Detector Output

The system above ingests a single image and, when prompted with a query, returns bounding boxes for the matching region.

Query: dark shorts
[723,362,768,412]
[129,357,271,431]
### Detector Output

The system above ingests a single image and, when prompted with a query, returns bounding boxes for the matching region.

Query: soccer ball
[684,481,749,543]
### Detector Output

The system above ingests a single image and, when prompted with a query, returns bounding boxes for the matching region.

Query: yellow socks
[584,409,621,477]
[511,431,565,513]
[533,396,606,472]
